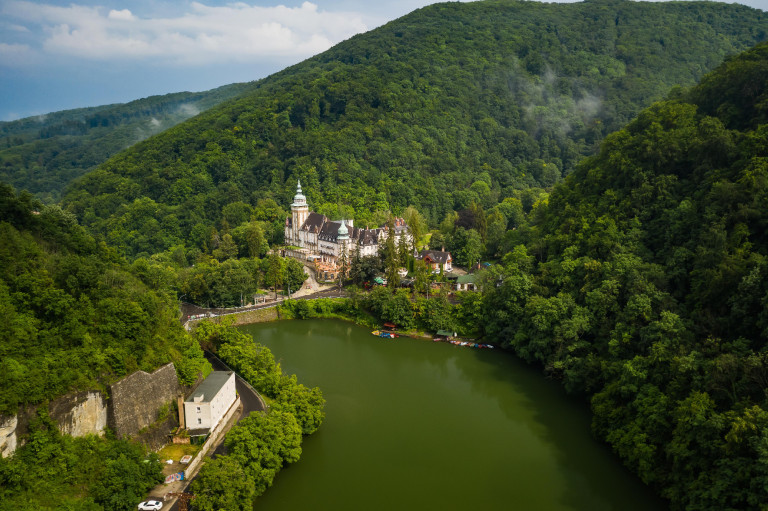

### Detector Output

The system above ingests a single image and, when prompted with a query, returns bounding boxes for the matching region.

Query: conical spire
[292,179,307,207]
[338,219,349,239]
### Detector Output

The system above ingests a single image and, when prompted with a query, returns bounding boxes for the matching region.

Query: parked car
[138,501,163,511]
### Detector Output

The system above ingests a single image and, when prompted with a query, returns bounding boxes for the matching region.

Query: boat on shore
[372,330,398,338]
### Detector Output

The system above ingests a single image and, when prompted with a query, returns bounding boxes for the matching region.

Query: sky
[1,0,766,121]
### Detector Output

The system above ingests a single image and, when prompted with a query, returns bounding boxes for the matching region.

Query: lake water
[239,319,666,511]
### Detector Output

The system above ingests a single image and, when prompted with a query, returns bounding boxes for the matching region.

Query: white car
[138,501,163,511]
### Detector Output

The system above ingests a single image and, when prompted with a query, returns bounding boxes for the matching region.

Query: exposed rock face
[0,415,18,458]
[51,391,107,439]
[1,363,181,457]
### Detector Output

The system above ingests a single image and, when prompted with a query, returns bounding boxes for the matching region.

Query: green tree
[191,456,255,511]
[265,253,284,300]
[284,258,307,296]
[384,217,400,289]
[382,289,415,329]
[402,206,427,249]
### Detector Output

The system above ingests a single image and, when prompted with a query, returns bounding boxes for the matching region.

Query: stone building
[284,181,411,265]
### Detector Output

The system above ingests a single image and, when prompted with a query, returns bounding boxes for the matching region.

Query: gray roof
[301,212,327,233]
[318,219,344,241]
[419,250,452,264]
[186,371,233,403]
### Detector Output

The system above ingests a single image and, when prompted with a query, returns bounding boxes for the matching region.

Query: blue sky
[1,0,766,121]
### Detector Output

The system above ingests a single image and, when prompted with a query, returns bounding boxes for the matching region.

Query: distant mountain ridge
[0,82,253,201]
[58,0,768,257]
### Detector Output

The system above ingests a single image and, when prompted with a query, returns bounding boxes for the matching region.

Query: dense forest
[472,41,768,509]
[61,0,767,258]
[1,0,768,509]
[0,83,251,202]
[0,184,211,416]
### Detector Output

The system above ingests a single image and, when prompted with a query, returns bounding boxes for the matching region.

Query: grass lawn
[157,443,200,462]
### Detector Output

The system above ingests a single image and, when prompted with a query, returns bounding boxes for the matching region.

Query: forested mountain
[61,0,767,258]
[0,82,251,201]
[0,183,210,416]
[478,40,768,509]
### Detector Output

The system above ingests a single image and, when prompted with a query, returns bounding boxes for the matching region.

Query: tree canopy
[60,0,768,257]
[473,41,768,510]
[0,183,210,416]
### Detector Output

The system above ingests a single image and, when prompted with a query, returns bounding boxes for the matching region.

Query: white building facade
[184,371,236,432]
[284,181,411,264]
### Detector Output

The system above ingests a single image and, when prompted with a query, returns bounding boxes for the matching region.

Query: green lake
[240,319,666,511]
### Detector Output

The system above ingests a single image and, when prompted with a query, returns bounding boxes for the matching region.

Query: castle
[284,181,411,265]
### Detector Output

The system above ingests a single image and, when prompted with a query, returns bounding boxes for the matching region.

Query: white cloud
[0,42,38,66]
[8,24,30,33]
[108,9,136,21]
[1,1,368,65]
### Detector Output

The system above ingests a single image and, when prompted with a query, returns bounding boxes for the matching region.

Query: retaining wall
[109,363,181,440]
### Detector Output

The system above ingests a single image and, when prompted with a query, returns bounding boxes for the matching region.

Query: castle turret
[337,219,349,240]
[337,219,350,271]
[291,180,309,243]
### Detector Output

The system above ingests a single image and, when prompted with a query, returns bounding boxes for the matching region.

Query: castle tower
[291,180,309,243]
[338,219,349,250]
[337,219,349,271]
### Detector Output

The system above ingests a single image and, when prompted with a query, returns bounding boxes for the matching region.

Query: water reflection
[241,319,666,511]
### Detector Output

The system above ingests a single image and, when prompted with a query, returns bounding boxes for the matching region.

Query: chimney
[177,395,185,430]
[441,246,445,252]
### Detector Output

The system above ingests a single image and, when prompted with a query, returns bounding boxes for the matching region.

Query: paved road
[206,352,266,457]
[164,354,266,510]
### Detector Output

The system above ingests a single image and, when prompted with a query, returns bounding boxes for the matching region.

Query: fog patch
[177,103,200,118]
[132,102,201,144]
[505,62,603,139]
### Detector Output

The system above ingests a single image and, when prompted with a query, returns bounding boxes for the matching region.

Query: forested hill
[0,183,210,416]
[62,0,767,258]
[480,41,768,509]
[0,82,251,202]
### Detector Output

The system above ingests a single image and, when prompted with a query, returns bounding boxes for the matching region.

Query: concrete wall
[209,373,235,430]
[109,362,181,440]
[186,399,212,429]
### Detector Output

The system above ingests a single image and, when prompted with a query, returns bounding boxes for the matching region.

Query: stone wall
[109,363,181,440]
[1,363,184,458]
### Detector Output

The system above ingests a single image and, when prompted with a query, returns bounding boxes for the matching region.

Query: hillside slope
[0,183,210,416]
[480,40,768,509]
[61,0,768,257]
[0,82,251,201]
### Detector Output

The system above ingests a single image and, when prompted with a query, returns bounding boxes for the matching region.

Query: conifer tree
[338,242,349,290]
[384,217,400,289]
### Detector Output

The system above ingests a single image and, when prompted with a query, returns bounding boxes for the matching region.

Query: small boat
[372,330,381,336]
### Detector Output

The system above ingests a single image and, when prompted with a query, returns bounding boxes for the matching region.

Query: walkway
[145,354,266,510]
[180,263,345,326]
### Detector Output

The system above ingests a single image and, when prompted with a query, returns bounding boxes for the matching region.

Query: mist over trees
[1,1,768,509]
[60,0,767,258]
